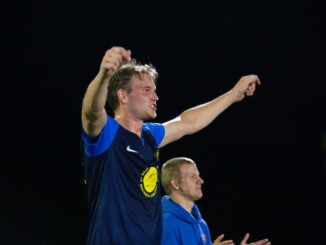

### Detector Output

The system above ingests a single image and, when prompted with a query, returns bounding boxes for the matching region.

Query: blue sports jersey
[81,116,165,245]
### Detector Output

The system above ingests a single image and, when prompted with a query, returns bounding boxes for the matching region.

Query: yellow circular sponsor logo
[140,166,158,198]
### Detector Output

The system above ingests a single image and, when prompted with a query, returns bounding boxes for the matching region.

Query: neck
[115,114,144,137]
[170,194,194,213]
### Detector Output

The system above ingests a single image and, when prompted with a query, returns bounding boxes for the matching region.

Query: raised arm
[160,75,261,147]
[81,47,131,137]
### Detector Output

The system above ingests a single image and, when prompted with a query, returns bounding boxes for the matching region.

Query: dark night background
[2,0,325,244]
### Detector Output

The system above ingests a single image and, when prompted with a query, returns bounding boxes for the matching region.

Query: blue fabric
[82,116,165,245]
[161,195,213,245]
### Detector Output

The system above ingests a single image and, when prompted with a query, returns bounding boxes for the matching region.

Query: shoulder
[143,122,165,145]
[143,122,164,131]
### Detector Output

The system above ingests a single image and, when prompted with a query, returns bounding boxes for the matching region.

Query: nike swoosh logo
[126,145,139,154]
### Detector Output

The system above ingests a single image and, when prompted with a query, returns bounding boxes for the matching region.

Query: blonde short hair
[161,157,196,194]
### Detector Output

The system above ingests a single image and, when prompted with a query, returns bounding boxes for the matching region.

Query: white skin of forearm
[82,73,109,121]
[180,89,238,134]
[81,47,132,136]
[81,72,111,137]
[160,75,260,148]
[161,90,237,147]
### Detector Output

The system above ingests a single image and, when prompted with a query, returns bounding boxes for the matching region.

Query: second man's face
[178,164,204,202]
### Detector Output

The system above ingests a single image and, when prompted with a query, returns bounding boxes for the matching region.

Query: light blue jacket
[161,195,213,245]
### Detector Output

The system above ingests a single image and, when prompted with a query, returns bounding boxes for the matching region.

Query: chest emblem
[140,166,158,198]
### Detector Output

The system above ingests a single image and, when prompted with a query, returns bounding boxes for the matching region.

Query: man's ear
[117,89,127,104]
[170,178,179,191]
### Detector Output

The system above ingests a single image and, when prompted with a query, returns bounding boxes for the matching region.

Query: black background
[2,0,325,244]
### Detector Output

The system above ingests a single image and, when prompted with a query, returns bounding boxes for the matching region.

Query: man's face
[126,74,159,121]
[178,164,204,202]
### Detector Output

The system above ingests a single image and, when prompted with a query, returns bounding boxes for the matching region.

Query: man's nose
[152,91,159,100]
[198,177,204,184]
